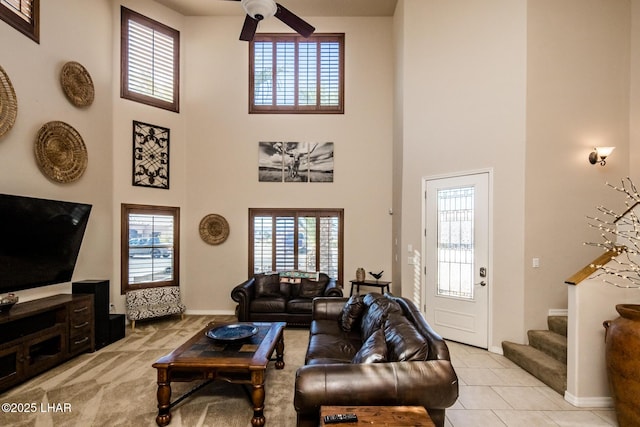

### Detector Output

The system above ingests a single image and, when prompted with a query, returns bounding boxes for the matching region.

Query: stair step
[548,315,567,337]
[527,330,567,364]
[502,341,567,395]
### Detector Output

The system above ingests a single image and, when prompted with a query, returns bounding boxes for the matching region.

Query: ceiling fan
[226,0,315,41]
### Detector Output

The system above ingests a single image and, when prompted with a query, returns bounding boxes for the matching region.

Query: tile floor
[445,341,618,427]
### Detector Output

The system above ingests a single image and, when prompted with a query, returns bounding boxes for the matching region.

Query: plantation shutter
[275,216,295,271]
[250,34,344,113]
[127,213,175,284]
[250,209,343,284]
[319,216,340,280]
[1,0,33,22]
[121,7,179,112]
[127,19,175,103]
[0,0,38,42]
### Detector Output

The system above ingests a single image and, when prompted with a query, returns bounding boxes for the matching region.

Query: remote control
[324,413,358,424]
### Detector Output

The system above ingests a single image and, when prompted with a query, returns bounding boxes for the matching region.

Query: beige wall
[632,0,640,182]
[0,1,393,314]
[525,0,631,334]
[0,0,113,302]
[181,16,394,312]
[395,0,527,351]
[3,0,638,349]
[111,0,187,312]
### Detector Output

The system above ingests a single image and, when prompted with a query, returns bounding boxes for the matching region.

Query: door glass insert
[437,186,474,299]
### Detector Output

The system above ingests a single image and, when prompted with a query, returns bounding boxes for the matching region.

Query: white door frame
[421,168,494,349]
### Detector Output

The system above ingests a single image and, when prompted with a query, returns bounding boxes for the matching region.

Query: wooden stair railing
[564,247,624,285]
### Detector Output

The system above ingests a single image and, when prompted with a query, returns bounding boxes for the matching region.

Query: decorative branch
[586,177,640,288]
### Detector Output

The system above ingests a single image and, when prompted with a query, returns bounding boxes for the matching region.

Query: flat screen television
[0,194,92,293]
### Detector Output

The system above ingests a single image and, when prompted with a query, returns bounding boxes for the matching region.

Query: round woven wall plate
[0,65,18,139]
[199,214,230,245]
[60,61,94,107]
[34,121,88,183]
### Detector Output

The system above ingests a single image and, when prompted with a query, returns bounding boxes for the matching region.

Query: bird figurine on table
[369,271,384,282]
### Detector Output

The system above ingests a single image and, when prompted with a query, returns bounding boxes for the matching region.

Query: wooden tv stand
[0,294,94,392]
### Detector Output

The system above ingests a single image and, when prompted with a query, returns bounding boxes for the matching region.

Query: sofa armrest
[231,278,256,321]
[322,276,343,297]
[294,360,458,416]
[311,297,348,321]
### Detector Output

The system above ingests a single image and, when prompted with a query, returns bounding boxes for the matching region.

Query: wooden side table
[320,406,435,426]
[349,280,391,296]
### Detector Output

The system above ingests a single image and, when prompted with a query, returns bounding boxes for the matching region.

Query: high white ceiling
[153,0,398,17]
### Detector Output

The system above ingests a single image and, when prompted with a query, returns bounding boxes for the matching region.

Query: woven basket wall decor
[34,121,88,183]
[0,65,18,139]
[199,214,230,245]
[60,61,94,107]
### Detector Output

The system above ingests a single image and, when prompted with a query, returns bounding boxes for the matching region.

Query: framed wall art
[132,120,170,189]
[258,141,334,183]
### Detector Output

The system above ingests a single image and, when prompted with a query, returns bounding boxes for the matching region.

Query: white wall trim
[489,345,503,355]
[564,391,613,408]
[549,309,568,316]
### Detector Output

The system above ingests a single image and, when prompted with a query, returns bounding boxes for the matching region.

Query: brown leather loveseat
[294,293,459,427]
[231,272,343,327]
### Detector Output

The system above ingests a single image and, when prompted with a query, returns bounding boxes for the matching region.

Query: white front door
[423,171,491,348]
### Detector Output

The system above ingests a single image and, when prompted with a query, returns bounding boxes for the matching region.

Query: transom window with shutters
[120,6,180,112]
[249,208,344,285]
[250,34,344,114]
[0,0,39,43]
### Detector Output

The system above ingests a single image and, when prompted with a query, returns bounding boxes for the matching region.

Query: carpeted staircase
[502,315,567,395]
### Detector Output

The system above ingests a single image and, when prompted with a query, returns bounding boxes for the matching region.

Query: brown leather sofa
[231,272,343,327]
[293,293,459,427]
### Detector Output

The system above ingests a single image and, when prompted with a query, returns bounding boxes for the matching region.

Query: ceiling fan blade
[274,3,315,38]
[239,14,259,41]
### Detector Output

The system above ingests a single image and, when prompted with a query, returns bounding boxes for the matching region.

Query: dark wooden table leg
[250,370,266,426]
[156,369,172,426]
[275,333,285,369]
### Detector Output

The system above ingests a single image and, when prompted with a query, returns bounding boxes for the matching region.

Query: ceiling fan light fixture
[241,0,277,21]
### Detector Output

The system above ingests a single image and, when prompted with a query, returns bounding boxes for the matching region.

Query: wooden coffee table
[152,321,286,427]
[320,406,435,426]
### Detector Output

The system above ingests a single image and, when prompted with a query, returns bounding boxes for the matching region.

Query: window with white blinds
[121,204,180,294]
[120,6,180,113]
[250,34,344,113]
[0,0,38,42]
[249,208,344,285]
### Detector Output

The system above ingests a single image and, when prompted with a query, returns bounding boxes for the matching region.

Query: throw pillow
[254,273,281,298]
[339,294,365,332]
[360,294,402,341]
[384,314,429,361]
[298,277,326,298]
[352,328,387,363]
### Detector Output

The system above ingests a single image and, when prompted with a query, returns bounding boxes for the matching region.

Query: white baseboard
[489,345,503,355]
[184,309,236,316]
[548,308,568,316]
[564,391,613,408]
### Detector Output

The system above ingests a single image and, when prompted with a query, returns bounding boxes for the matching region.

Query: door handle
[475,281,487,287]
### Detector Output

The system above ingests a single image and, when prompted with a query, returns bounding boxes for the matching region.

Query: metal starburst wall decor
[132,120,170,189]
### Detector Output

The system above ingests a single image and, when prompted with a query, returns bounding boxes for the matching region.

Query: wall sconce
[588,147,615,166]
